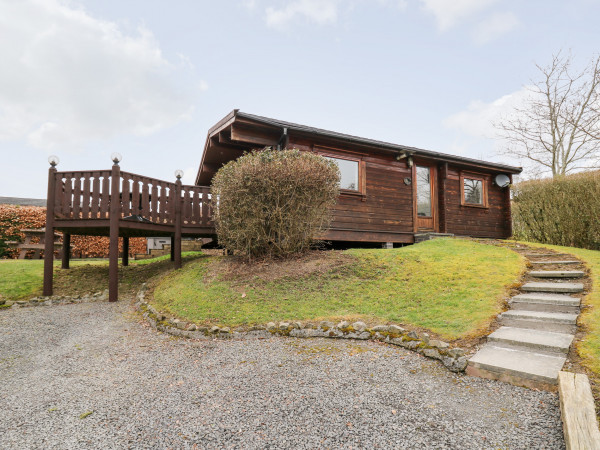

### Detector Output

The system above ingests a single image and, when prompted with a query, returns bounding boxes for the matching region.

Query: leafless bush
[512,171,600,249]
[211,149,340,258]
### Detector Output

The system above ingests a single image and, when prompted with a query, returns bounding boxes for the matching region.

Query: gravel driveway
[1,302,564,449]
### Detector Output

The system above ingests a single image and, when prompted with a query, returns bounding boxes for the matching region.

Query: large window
[325,156,360,191]
[460,173,488,207]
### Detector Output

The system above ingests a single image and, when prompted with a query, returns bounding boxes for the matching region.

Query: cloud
[420,0,498,30]
[265,0,340,29]
[472,11,519,44]
[443,87,530,140]
[0,0,197,151]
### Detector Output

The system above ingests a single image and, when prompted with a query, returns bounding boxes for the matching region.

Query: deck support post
[61,233,70,269]
[174,177,182,269]
[43,165,57,296]
[122,236,129,267]
[170,237,175,261]
[109,162,121,302]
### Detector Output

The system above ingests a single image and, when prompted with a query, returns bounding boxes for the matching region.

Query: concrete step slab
[530,270,584,279]
[530,260,580,265]
[525,253,571,258]
[500,310,578,324]
[467,345,566,389]
[510,293,581,307]
[500,310,578,333]
[521,282,584,293]
[509,293,581,314]
[488,326,574,354]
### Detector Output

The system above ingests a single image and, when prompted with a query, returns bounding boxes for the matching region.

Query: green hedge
[512,171,600,249]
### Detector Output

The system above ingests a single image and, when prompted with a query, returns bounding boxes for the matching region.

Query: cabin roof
[196,109,522,185]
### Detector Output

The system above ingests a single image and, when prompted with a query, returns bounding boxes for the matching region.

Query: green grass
[0,252,203,301]
[516,241,600,377]
[152,239,524,340]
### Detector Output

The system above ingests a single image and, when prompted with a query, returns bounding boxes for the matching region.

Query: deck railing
[52,169,213,227]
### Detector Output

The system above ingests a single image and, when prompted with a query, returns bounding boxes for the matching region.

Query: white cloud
[0,0,197,151]
[472,11,519,44]
[265,0,340,29]
[444,87,530,140]
[420,0,498,30]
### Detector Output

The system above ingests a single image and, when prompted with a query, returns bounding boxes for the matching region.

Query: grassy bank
[152,239,524,340]
[0,253,203,301]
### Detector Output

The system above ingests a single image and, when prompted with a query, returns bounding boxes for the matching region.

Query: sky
[1,0,600,198]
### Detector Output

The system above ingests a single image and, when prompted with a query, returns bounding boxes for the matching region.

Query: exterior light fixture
[174,169,184,180]
[407,156,414,168]
[48,155,60,167]
[111,152,123,164]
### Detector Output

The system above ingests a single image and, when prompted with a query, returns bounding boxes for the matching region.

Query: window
[416,166,432,217]
[460,173,488,207]
[325,156,360,191]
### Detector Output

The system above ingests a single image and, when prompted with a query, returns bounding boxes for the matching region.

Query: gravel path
[1,302,564,449]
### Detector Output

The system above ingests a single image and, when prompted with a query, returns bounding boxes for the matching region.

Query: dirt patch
[205,250,356,284]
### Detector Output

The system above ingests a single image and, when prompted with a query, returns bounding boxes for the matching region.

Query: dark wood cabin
[197,110,522,244]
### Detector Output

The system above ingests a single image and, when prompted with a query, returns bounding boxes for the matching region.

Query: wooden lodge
[43,109,521,302]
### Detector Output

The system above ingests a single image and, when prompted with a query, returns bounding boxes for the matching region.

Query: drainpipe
[277,127,288,150]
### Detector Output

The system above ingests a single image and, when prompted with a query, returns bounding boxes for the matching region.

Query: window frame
[460,172,489,208]
[315,148,366,197]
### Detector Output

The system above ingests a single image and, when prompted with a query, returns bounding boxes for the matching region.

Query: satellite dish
[495,174,511,188]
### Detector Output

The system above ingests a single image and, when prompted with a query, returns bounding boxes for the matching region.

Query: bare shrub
[210,149,340,258]
[512,171,600,249]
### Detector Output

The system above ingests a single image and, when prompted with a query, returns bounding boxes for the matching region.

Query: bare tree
[497,51,600,177]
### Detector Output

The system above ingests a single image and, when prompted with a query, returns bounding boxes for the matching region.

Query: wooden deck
[43,162,215,302]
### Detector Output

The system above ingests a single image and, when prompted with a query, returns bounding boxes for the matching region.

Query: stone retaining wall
[136,286,469,373]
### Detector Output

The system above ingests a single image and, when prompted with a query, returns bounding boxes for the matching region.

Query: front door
[414,165,437,231]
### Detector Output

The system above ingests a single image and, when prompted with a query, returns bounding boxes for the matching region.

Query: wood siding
[289,136,512,242]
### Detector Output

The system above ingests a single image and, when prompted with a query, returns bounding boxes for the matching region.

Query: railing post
[122,236,129,267]
[109,160,121,302]
[174,177,182,269]
[43,163,58,296]
[61,233,70,269]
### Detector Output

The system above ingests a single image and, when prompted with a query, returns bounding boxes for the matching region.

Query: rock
[442,356,468,372]
[447,348,465,358]
[292,321,302,329]
[16,301,27,305]
[319,321,334,330]
[405,340,421,350]
[210,326,221,334]
[290,328,325,338]
[371,325,389,333]
[175,321,186,330]
[279,322,290,331]
[188,324,197,331]
[419,333,430,345]
[352,321,367,332]
[337,321,350,330]
[266,322,277,331]
[429,339,450,350]
[388,325,405,335]
[422,348,440,360]
[407,331,419,340]
[250,325,266,331]
[220,327,231,334]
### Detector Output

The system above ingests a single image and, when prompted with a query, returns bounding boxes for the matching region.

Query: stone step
[529,270,584,279]
[500,310,578,333]
[525,253,570,258]
[521,282,584,293]
[487,326,574,354]
[529,260,580,266]
[467,345,566,390]
[510,293,580,314]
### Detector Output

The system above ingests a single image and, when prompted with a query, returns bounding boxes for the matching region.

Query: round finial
[111,152,122,164]
[174,169,184,180]
[48,155,60,167]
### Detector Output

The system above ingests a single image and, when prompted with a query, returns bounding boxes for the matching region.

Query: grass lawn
[151,239,525,340]
[516,241,600,379]
[0,252,204,301]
